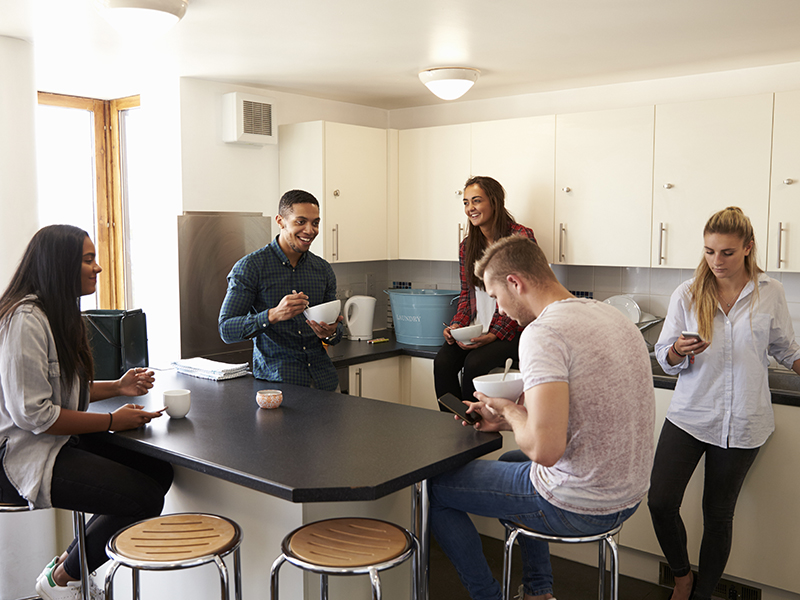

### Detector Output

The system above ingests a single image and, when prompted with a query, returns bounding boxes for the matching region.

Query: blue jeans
[430,459,639,600]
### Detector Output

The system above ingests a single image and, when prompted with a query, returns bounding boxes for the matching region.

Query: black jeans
[0,435,173,579]
[647,419,759,600]
[433,337,520,405]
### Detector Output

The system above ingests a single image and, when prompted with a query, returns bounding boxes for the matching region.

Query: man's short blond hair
[475,236,557,288]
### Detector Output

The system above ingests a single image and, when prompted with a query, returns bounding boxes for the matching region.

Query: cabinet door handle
[559,223,566,262]
[333,189,341,197]
[562,187,571,193]
[332,224,339,261]
[663,183,674,189]
[355,367,362,396]
[784,179,795,185]
[658,222,666,265]
[778,222,785,269]
[456,190,463,196]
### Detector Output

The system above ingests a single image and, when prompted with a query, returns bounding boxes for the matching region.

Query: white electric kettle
[344,295,376,341]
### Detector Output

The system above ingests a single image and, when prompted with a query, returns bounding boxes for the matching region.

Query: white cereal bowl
[303,299,341,324]
[450,324,483,344]
[472,372,524,400]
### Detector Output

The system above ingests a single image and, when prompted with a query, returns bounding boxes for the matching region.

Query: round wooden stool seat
[112,513,238,563]
[287,518,410,568]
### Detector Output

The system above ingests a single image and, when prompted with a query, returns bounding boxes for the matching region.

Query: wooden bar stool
[0,503,90,600]
[104,513,243,600]
[502,522,623,600]
[270,517,419,600]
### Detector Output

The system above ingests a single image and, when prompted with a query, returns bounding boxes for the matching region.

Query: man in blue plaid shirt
[218,190,343,390]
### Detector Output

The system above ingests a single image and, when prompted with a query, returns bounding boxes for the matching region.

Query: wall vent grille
[242,100,272,137]
[222,92,276,145]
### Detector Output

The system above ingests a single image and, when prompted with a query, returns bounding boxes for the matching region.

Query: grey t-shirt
[520,298,655,514]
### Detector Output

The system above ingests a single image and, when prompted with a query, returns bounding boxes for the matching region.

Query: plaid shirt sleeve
[488,223,538,341]
[218,251,272,342]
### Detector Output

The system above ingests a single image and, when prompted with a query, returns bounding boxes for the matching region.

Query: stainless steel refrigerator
[178,211,275,364]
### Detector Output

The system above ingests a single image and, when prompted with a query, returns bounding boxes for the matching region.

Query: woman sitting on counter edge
[435,175,537,406]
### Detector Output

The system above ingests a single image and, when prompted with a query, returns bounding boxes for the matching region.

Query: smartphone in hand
[437,393,482,425]
[681,331,703,341]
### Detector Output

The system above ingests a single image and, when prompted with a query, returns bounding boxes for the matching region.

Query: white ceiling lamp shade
[96,0,189,37]
[419,67,480,100]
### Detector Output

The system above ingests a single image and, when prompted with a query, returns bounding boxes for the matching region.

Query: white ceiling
[4,0,800,109]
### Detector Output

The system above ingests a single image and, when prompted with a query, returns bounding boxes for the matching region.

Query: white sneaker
[36,556,59,587]
[35,576,81,600]
[87,573,105,600]
[34,569,104,600]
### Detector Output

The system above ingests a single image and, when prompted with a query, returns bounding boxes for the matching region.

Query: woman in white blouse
[648,207,800,600]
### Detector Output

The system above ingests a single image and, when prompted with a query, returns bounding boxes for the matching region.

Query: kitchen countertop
[329,329,800,408]
[88,369,502,503]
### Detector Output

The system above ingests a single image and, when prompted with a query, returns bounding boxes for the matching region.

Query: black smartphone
[437,393,482,425]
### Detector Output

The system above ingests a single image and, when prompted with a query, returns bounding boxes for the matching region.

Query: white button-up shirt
[656,274,800,449]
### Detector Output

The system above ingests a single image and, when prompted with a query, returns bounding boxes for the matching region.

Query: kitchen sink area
[649,353,800,406]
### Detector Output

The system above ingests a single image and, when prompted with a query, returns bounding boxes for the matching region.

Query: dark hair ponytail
[0,225,94,395]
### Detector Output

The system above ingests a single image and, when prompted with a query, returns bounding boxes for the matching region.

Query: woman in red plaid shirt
[434,176,537,406]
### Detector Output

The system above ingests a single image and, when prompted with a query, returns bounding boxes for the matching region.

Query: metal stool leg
[233,547,243,600]
[132,568,141,600]
[502,527,522,600]
[320,573,328,599]
[368,568,381,600]
[104,561,121,600]
[598,534,607,600]
[606,535,620,600]
[212,555,230,600]
[269,555,286,600]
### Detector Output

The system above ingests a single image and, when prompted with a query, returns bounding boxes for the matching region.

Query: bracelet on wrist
[107,412,114,431]
[671,342,686,357]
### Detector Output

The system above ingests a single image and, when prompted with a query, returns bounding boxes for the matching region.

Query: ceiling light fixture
[419,67,480,101]
[96,0,188,37]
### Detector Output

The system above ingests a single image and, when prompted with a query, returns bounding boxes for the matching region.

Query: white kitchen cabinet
[279,121,388,263]
[553,106,655,267]
[471,117,556,262]
[651,94,773,269]
[348,357,402,404]
[621,387,800,594]
[768,90,800,272]
[401,356,438,411]
[398,124,471,260]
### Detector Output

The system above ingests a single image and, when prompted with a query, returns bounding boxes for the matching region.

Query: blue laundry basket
[385,289,459,346]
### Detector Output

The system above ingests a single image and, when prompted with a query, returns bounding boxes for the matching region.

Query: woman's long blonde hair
[690,206,761,341]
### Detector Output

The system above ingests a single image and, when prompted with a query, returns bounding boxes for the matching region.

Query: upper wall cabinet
[398,124,471,260]
[279,121,388,263]
[471,116,556,262]
[554,106,655,267]
[651,94,773,269]
[768,91,800,272]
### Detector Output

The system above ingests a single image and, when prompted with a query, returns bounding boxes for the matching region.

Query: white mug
[164,389,191,418]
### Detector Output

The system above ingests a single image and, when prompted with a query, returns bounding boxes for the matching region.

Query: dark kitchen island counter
[87,369,501,600]
[88,370,501,503]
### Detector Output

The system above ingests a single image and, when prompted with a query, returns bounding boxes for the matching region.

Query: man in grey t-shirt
[429,236,654,600]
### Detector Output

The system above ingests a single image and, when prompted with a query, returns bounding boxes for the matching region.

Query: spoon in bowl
[501,357,513,381]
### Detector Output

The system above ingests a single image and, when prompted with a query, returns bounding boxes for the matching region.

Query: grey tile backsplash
[332,261,800,348]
